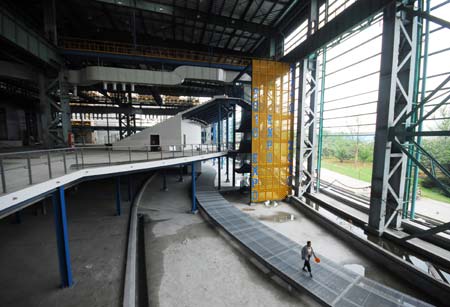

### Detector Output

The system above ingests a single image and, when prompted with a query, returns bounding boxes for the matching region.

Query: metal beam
[94,0,277,37]
[52,186,73,288]
[0,5,61,68]
[369,1,418,235]
[401,222,450,241]
[70,105,185,116]
[191,161,197,213]
[281,0,394,62]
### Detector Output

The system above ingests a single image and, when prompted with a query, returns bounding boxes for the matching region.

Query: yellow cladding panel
[251,59,293,202]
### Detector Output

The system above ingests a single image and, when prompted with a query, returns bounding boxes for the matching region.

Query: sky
[285,0,450,138]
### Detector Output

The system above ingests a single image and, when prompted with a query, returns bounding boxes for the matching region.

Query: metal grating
[195,167,434,307]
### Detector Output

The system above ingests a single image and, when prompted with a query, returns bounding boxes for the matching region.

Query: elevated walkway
[0,144,226,218]
[195,167,433,307]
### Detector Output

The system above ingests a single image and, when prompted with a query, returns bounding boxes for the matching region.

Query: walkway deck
[195,168,433,307]
[0,148,226,218]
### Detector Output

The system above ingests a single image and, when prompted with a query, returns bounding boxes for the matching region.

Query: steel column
[226,113,230,182]
[161,170,168,191]
[191,162,197,212]
[316,47,327,191]
[369,1,418,235]
[232,105,236,187]
[128,175,133,201]
[217,157,221,190]
[115,177,121,216]
[52,186,73,288]
[297,57,320,197]
[410,0,430,219]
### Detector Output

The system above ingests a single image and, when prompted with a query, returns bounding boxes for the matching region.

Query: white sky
[285,0,450,137]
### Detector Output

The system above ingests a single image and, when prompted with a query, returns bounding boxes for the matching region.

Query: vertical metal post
[289,64,296,193]
[160,147,163,160]
[191,162,197,212]
[63,150,67,174]
[369,2,417,235]
[295,0,320,198]
[232,105,236,187]
[218,105,222,151]
[226,112,230,182]
[0,159,6,193]
[178,164,184,182]
[27,154,33,184]
[410,0,429,219]
[108,148,112,165]
[217,157,221,190]
[128,175,133,202]
[115,177,121,216]
[47,151,52,179]
[146,145,150,160]
[161,170,168,191]
[316,48,327,191]
[128,147,132,162]
[15,211,22,224]
[191,144,194,156]
[75,150,79,169]
[81,148,84,168]
[52,186,73,288]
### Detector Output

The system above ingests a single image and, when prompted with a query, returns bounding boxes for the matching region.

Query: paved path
[321,168,450,222]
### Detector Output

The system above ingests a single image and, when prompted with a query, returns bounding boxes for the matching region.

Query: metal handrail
[61,37,254,67]
[0,143,230,194]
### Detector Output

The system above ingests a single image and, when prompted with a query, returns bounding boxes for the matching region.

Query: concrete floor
[0,176,148,307]
[140,171,321,307]
[221,192,434,304]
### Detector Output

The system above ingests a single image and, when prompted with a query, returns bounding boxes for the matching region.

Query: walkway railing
[0,143,228,194]
[61,37,252,67]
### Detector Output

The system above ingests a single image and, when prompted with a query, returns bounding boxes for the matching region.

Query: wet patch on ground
[258,211,296,223]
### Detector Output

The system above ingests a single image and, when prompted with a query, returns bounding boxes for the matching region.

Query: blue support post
[52,186,73,288]
[15,211,22,224]
[218,105,222,151]
[191,162,197,213]
[115,177,122,216]
[128,175,133,202]
[218,157,221,190]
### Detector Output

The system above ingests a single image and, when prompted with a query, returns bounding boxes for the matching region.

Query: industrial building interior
[0,0,449,306]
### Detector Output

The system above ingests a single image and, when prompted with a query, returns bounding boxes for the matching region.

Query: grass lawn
[321,159,372,182]
[321,158,450,204]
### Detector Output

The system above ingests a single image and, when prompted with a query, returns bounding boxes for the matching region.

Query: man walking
[301,241,316,277]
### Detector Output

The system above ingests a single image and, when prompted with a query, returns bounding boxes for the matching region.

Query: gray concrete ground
[140,171,321,307]
[221,192,434,304]
[0,175,149,307]
[201,160,434,304]
[321,168,450,222]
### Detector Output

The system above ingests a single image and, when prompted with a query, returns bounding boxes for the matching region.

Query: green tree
[358,143,374,162]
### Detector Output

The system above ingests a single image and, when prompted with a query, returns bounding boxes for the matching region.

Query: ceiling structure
[4,0,309,58]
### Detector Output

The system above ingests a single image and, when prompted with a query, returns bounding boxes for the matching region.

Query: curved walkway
[195,166,433,307]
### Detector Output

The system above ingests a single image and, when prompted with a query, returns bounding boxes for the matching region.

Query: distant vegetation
[320,108,450,203]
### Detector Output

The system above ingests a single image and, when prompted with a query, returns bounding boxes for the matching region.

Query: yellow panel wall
[251,60,293,202]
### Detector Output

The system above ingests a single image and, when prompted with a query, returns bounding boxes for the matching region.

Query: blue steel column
[232,105,236,187]
[128,175,133,202]
[218,104,222,189]
[52,186,73,288]
[226,111,230,182]
[191,162,197,212]
[115,177,122,216]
